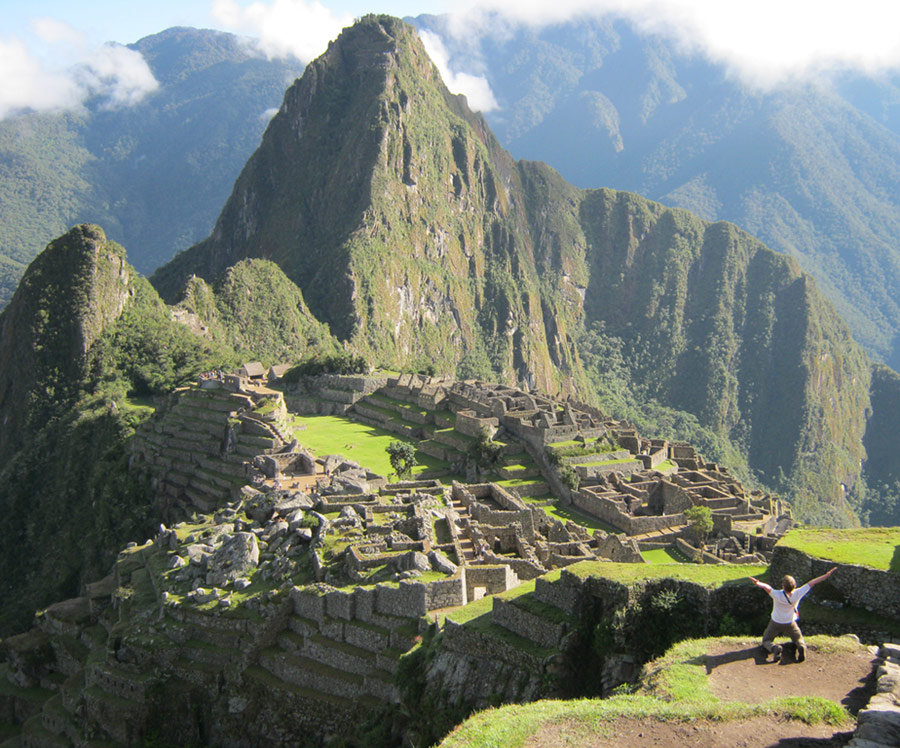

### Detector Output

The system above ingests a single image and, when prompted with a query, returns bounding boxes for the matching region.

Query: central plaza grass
[641,547,686,564]
[291,414,457,480]
[778,527,900,571]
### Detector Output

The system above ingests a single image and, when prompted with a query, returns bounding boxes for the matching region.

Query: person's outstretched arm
[748,576,771,591]
[807,566,838,587]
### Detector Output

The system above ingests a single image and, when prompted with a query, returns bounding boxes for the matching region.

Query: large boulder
[206,533,259,587]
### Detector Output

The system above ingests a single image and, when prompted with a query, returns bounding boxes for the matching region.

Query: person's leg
[788,623,806,661]
[761,620,782,659]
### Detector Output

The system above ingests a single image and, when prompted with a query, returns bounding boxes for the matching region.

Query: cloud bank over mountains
[3,0,900,119]
[0,19,158,120]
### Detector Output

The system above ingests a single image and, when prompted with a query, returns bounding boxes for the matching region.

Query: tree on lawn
[386,440,417,480]
[684,505,713,546]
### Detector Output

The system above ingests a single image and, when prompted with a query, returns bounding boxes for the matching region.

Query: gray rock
[205,533,259,587]
[167,555,187,570]
[286,509,306,531]
[275,493,314,515]
[428,550,458,576]
[396,551,431,573]
[186,544,214,568]
[340,505,361,521]
[334,475,367,494]
[295,527,313,543]
[234,578,251,590]
[262,520,288,542]
[187,588,219,604]
[857,709,900,745]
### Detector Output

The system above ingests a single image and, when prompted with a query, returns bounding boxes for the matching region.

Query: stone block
[326,590,355,621]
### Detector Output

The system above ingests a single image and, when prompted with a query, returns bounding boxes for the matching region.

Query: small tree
[467,428,504,475]
[684,505,713,546]
[386,441,417,480]
[558,465,581,492]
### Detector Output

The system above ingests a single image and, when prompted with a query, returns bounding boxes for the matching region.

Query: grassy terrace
[538,503,618,535]
[564,560,767,586]
[778,527,900,571]
[290,414,457,480]
[641,547,690,564]
[438,635,852,748]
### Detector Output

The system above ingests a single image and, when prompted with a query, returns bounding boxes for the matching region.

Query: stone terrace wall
[770,545,900,619]
[574,491,685,536]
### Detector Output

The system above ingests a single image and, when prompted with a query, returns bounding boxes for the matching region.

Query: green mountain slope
[414,17,900,371]
[152,15,888,524]
[0,27,302,308]
[154,16,583,394]
[0,225,238,632]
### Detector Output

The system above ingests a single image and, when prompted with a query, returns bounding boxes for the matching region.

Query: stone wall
[770,545,900,619]
[456,410,498,439]
[573,491,685,536]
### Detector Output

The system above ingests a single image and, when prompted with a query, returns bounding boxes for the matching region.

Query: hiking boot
[797,644,806,662]
[770,644,783,661]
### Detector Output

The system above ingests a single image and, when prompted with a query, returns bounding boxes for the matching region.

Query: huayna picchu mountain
[152,15,886,525]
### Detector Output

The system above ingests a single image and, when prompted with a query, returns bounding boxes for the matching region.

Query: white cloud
[212,0,353,63]
[0,37,83,118]
[419,29,498,112]
[260,106,279,121]
[446,0,900,87]
[0,19,158,120]
[75,44,160,107]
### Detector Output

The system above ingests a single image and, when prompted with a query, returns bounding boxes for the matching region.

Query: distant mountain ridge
[0,27,303,307]
[413,16,900,371]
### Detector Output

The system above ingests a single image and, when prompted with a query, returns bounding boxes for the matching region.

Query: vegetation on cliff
[0,225,234,634]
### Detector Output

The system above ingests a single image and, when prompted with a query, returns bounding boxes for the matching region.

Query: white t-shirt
[762,583,810,624]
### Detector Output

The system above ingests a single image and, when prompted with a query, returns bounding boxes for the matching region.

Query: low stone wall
[770,545,900,619]
[491,598,570,649]
[464,565,519,599]
[424,576,466,609]
[573,491,685,536]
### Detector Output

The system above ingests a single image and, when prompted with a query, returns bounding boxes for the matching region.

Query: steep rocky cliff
[153,16,583,394]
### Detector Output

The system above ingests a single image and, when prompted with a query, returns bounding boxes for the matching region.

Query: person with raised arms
[749,566,837,662]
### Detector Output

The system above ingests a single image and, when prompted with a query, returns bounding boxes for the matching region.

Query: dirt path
[704,641,874,712]
[522,640,877,748]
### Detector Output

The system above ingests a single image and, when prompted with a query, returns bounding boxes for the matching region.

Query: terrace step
[243,665,355,709]
[257,648,365,701]
[20,714,67,748]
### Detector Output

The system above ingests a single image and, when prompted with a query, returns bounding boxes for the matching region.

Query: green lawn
[541,504,619,535]
[564,560,767,586]
[641,547,685,564]
[291,414,454,479]
[778,527,900,571]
